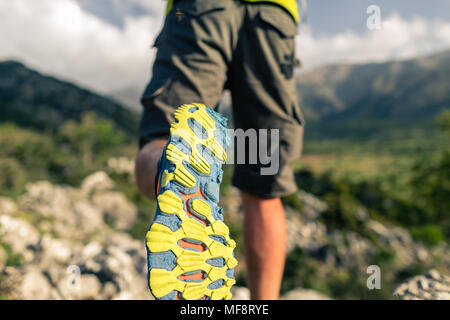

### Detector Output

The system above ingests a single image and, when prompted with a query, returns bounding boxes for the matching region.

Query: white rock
[0,215,40,262]
[107,157,135,177]
[436,292,450,300]
[281,288,331,300]
[100,282,117,300]
[367,220,390,240]
[40,235,73,264]
[73,200,105,233]
[58,273,102,300]
[231,286,250,300]
[83,258,102,274]
[107,246,133,267]
[81,171,114,196]
[81,242,103,260]
[113,291,134,300]
[92,192,137,230]
[0,197,18,216]
[394,270,450,300]
[79,274,102,300]
[20,268,52,300]
[427,269,441,280]
[20,181,78,226]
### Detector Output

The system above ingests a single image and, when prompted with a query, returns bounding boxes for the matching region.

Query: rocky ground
[0,171,448,300]
[0,172,147,300]
[393,270,450,300]
[222,187,449,300]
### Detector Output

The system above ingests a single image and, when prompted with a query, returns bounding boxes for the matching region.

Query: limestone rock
[107,157,135,179]
[393,270,450,300]
[73,200,104,233]
[20,181,79,226]
[81,171,114,196]
[281,288,331,300]
[0,215,40,262]
[39,235,73,265]
[0,197,17,216]
[20,268,53,300]
[0,172,152,300]
[58,273,102,300]
[92,192,137,231]
[231,286,250,300]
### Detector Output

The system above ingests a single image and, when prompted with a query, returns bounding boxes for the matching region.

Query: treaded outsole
[146,103,237,300]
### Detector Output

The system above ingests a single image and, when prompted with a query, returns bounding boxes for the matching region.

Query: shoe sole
[146,103,237,300]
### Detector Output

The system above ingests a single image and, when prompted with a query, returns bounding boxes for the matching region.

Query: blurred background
[0,0,449,300]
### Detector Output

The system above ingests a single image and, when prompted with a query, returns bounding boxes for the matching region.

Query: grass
[0,241,23,267]
[297,126,450,200]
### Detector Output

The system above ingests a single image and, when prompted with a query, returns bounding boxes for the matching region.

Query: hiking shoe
[146,103,237,300]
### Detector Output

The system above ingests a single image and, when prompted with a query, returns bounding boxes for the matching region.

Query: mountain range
[1,49,449,140]
[297,49,450,138]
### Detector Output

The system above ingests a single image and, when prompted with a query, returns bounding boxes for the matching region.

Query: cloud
[297,14,450,70]
[74,0,165,28]
[0,1,449,103]
[0,0,164,93]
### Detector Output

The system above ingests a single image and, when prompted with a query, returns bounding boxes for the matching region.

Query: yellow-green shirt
[166,0,299,23]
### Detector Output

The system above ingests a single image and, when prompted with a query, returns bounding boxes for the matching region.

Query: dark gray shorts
[139,0,304,198]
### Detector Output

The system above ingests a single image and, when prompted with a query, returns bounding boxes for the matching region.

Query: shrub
[0,158,27,196]
[410,225,446,246]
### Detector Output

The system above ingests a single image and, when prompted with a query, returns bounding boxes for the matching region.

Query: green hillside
[0,61,139,137]
[298,49,450,139]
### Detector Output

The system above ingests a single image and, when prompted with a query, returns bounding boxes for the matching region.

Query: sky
[1,0,450,104]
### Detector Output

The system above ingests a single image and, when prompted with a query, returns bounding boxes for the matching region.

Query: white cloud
[0,0,165,93]
[0,1,449,103]
[297,14,450,70]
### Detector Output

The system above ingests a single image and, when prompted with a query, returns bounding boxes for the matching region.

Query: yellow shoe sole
[146,103,237,300]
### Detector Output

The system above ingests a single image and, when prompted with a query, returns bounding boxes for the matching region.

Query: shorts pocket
[141,78,173,108]
[258,5,298,38]
[257,5,298,79]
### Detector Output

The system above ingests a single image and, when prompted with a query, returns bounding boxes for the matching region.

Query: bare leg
[241,191,287,300]
[135,139,167,200]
